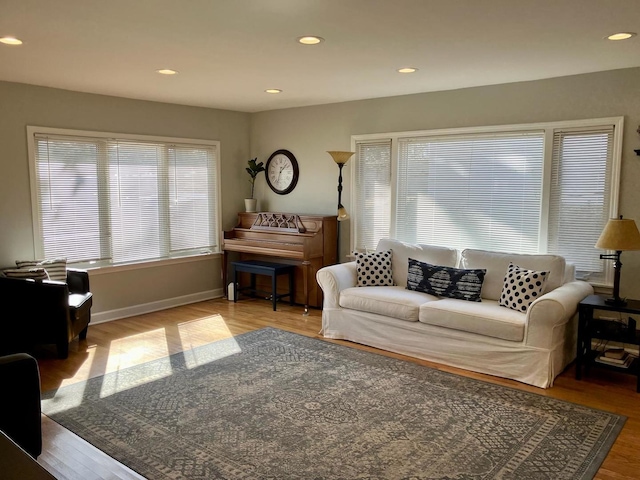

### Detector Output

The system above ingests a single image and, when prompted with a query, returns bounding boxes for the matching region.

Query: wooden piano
[222,212,337,313]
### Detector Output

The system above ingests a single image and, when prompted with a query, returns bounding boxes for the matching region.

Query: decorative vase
[244,198,257,212]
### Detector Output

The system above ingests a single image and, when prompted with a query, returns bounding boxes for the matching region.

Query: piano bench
[232,260,295,311]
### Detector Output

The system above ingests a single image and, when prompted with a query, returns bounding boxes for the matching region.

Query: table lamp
[595,215,640,306]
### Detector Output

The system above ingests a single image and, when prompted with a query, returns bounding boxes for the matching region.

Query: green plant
[246,158,265,199]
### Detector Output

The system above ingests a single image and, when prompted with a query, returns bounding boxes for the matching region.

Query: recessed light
[265,89,282,94]
[297,36,324,45]
[0,36,23,45]
[606,32,636,41]
[398,67,418,73]
[157,69,178,75]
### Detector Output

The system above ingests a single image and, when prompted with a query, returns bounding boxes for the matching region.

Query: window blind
[353,140,392,252]
[33,133,218,265]
[396,132,545,253]
[547,126,614,281]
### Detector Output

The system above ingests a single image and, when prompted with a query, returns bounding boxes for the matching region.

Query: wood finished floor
[33,297,640,480]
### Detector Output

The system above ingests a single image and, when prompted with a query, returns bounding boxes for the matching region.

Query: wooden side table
[576,294,640,392]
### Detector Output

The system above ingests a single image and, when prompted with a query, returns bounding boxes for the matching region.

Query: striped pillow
[3,267,49,281]
[16,258,68,282]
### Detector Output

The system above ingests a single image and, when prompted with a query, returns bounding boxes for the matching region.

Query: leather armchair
[0,269,92,359]
[0,353,42,458]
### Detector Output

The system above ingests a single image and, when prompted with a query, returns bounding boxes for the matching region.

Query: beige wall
[250,67,640,299]
[4,68,640,315]
[0,81,251,315]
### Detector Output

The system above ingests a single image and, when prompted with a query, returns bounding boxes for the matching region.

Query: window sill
[81,252,220,276]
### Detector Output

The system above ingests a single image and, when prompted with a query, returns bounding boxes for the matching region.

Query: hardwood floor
[32,298,640,479]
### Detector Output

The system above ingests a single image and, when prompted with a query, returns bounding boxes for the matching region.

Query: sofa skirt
[322,308,576,389]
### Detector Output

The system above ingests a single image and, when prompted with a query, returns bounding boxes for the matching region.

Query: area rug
[42,327,625,479]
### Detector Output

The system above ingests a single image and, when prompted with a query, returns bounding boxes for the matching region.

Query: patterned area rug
[42,328,624,479]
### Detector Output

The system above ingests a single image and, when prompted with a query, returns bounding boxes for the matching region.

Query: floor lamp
[595,215,640,306]
[327,151,355,263]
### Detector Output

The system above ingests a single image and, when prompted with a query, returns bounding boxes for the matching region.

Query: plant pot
[244,198,257,213]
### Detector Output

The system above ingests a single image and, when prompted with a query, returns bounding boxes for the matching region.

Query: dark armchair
[0,269,93,359]
[0,353,42,458]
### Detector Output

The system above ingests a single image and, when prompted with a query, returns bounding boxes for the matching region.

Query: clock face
[265,149,299,195]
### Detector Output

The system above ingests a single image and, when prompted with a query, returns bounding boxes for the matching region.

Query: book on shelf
[603,348,627,360]
[595,353,634,368]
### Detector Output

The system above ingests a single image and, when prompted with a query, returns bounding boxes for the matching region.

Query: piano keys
[222,212,337,314]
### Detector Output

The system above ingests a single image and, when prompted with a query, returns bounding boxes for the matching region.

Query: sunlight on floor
[100,328,172,398]
[178,314,241,369]
[44,313,246,403]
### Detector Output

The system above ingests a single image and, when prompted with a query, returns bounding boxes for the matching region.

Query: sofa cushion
[419,298,526,342]
[406,258,486,302]
[460,249,565,301]
[340,286,438,322]
[499,263,548,313]
[376,239,458,288]
[356,250,393,286]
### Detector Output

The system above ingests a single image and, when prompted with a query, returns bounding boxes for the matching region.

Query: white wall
[0,81,251,315]
[250,67,640,299]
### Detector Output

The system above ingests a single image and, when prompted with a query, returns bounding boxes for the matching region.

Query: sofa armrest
[316,262,357,309]
[67,268,90,294]
[525,280,594,349]
[0,354,42,458]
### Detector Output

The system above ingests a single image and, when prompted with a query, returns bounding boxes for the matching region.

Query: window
[28,127,220,267]
[352,118,622,286]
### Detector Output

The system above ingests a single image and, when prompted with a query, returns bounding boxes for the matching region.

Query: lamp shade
[595,217,640,251]
[327,151,355,165]
[337,205,349,221]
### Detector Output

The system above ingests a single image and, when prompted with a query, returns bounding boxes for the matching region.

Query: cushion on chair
[69,293,93,320]
[2,268,49,281]
[15,258,67,282]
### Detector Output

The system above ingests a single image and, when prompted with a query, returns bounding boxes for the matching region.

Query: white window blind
[352,118,621,287]
[396,133,544,253]
[353,140,391,252]
[32,131,219,266]
[548,126,613,281]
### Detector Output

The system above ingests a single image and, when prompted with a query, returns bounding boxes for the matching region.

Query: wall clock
[265,149,299,195]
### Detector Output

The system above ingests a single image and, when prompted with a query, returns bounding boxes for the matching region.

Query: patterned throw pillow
[356,250,393,286]
[406,258,486,302]
[499,263,549,313]
[2,267,49,281]
[16,258,68,282]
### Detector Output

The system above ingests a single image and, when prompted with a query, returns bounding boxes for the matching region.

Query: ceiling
[1,0,639,113]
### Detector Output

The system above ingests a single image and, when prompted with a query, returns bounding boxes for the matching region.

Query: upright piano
[222,212,338,313]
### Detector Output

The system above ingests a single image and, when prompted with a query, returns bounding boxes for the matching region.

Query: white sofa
[316,238,594,388]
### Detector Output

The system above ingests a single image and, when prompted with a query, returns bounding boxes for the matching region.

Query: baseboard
[91,289,225,324]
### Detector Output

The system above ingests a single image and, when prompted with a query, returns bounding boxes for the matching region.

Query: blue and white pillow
[406,258,486,302]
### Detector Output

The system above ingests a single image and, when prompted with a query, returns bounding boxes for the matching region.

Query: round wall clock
[265,149,299,195]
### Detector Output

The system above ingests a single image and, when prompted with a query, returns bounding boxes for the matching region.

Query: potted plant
[245,157,264,212]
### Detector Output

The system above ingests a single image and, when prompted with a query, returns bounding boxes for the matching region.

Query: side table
[576,294,640,392]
